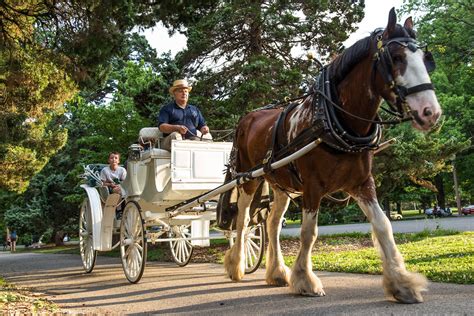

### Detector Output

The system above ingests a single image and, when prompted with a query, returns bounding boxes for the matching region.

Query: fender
[80,185,120,251]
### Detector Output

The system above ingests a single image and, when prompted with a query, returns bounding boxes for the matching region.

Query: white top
[100,166,127,183]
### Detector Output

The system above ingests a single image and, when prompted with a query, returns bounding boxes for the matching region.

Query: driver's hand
[177,125,188,135]
[200,126,209,134]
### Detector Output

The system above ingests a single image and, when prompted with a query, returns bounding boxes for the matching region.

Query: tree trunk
[396,201,402,214]
[54,231,65,246]
[452,160,462,216]
[434,174,446,209]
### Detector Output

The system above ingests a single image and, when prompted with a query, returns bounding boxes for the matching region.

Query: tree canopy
[1,1,473,240]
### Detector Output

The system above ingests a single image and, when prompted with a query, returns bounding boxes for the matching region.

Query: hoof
[384,271,427,304]
[301,288,326,297]
[290,268,325,297]
[266,264,291,287]
[224,248,244,281]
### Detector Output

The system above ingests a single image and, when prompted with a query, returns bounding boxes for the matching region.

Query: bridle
[373,32,436,120]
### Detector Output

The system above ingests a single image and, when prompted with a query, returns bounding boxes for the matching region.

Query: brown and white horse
[224,9,441,303]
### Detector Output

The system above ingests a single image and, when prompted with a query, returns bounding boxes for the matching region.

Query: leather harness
[260,33,436,185]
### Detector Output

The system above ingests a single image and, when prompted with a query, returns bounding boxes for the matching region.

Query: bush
[17,233,32,246]
[318,212,332,225]
[41,228,54,244]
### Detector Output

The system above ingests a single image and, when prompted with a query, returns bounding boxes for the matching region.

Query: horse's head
[376,8,441,131]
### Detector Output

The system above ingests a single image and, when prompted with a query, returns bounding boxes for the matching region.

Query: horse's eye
[392,55,404,64]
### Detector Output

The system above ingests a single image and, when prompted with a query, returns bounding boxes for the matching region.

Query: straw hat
[169,79,192,95]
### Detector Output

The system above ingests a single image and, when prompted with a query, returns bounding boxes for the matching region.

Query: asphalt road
[282,215,474,236]
[1,251,473,315]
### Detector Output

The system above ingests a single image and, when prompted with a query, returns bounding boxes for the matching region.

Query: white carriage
[79,128,266,283]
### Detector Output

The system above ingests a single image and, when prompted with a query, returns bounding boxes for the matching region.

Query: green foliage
[0,44,76,193]
[373,0,473,207]
[175,0,365,127]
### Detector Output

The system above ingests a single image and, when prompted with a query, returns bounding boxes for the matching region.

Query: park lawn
[284,231,474,284]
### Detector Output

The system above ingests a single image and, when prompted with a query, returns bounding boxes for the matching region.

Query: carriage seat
[139,127,164,149]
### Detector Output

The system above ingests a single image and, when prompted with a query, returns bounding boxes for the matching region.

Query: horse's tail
[216,124,270,230]
[216,128,240,230]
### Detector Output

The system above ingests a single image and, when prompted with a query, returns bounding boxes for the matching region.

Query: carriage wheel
[229,222,266,274]
[79,198,97,273]
[169,224,194,267]
[120,201,147,283]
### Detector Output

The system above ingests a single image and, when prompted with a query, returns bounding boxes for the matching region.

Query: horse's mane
[329,32,376,85]
[329,25,416,85]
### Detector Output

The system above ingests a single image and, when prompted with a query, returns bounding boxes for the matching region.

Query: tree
[0,37,76,193]
[402,0,474,205]
[171,0,365,128]
[373,0,473,209]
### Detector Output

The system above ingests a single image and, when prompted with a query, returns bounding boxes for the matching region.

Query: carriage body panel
[124,140,232,214]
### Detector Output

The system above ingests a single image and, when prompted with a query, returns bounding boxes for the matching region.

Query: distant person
[158,79,212,151]
[10,230,17,252]
[100,152,127,194]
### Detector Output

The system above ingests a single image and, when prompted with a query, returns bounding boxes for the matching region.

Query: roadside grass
[0,276,59,314]
[284,230,473,284]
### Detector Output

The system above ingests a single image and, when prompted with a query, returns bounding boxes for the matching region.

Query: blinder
[383,37,436,73]
[423,50,436,73]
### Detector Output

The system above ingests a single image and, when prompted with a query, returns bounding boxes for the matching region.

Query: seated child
[100,151,127,194]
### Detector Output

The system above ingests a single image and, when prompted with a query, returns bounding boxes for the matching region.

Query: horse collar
[312,67,382,153]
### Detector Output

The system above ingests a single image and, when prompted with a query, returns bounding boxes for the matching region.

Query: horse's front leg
[290,196,325,297]
[265,188,291,286]
[224,185,254,281]
[352,176,427,303]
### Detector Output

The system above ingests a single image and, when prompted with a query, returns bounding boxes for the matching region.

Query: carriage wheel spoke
[182,241,189,260]
[169,225,193,266]
[247,239,257,259]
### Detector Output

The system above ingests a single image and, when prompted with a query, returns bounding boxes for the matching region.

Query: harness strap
[263,110,285,173]
[263,102,302,174]
[398,83,434,98]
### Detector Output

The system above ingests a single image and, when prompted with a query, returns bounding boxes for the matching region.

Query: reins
[313,88,414,125]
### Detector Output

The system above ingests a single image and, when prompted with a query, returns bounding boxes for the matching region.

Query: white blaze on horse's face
[396,49,442,131]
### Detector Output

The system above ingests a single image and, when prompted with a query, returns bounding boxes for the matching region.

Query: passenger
[158,79,212,151]
[100,151,127,194]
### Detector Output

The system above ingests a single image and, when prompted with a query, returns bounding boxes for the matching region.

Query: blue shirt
[158,102,206,139]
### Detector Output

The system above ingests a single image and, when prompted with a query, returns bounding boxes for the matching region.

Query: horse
[223,8,441,303]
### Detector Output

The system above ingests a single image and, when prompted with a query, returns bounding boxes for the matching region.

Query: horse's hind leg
[265,187,291,286]
[224,184,255,281]
[353,177,427,303]
[290,206,326,297]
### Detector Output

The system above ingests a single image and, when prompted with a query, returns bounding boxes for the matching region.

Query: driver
[157,79,211,151]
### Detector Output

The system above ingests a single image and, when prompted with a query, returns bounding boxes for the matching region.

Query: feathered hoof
[224,248,245,281]
[265,264,291,287]
[290,269,326,297]
[384,271,428,304]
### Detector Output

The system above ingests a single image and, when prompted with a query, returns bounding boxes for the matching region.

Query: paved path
[282,215,474,237]
[1,252,473,315]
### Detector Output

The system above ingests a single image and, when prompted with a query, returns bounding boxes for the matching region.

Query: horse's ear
[404,17,414,31]
[383,7,397,39]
